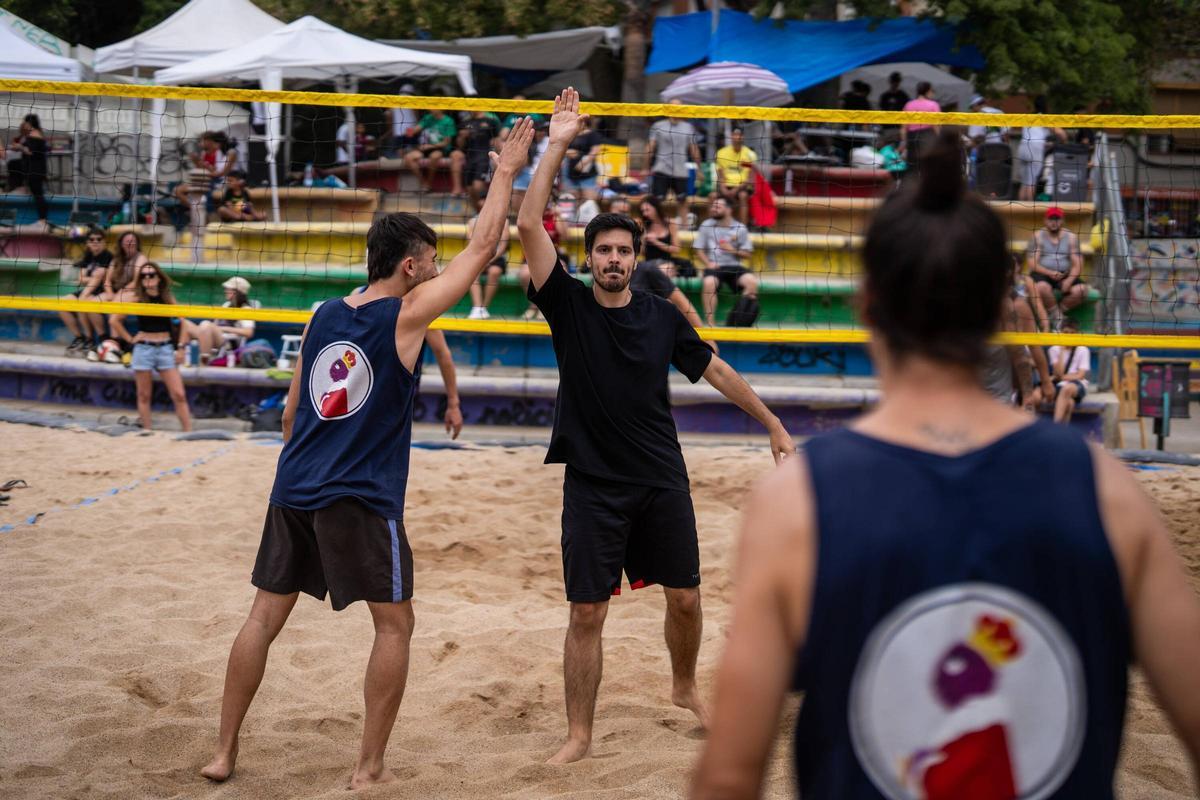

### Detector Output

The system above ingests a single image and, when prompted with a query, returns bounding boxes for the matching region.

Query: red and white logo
[308,341,373,420]
[849,583,1085,800]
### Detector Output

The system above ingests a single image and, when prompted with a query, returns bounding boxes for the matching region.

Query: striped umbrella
[660,61,793,108]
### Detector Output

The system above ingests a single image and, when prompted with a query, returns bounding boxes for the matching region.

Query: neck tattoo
[917,423,975,450]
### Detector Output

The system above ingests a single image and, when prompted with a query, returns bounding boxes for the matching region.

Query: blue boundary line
[0,445,235,534]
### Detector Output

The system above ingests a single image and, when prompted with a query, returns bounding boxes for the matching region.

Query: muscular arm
[401,118,533,329]
[424,328,463,439]
[517,89,588,292]
[690,460,816,799]
[1093,446,1200,785]
[702,356,794,462]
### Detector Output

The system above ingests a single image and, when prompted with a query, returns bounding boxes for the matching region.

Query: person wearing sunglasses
[62,227,112,355]
[108,263,193,432]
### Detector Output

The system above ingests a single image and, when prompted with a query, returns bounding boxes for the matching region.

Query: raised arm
[401,118,534,329]
[517,88,589,291]
[424,328,463,439]
[702,355,794,462]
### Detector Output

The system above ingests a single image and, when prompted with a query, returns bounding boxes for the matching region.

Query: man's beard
[596,267,631,293]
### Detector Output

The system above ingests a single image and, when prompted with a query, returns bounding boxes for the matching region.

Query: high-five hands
[489,116,535,173]
[548,87,590,147]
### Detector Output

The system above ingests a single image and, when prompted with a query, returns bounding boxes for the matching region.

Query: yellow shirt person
[715,141,757,188]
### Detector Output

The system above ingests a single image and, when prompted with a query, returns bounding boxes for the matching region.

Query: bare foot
[546,737,591,764]
[200,746,237,782]
[673,686,711,730]
[349,767,397,790]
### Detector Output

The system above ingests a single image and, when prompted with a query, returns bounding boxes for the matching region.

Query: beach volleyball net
[0,79,1198,350]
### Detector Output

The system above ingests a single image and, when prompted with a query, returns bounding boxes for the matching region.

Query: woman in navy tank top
[691,131,1200,799]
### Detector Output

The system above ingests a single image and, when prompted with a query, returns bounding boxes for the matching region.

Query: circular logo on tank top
[848,583,1085,800]
[308,341,374,420]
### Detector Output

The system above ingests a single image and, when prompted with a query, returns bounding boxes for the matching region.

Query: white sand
[0,424,1195,798]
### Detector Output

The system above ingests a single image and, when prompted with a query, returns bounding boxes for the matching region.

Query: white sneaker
[467,306,486,320]
[477,307,490,320]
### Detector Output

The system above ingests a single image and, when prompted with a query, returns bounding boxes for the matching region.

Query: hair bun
[914,129,966,212]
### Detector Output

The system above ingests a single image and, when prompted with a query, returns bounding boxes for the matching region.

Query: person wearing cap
[1026,206,1087,330]
[383,84,420,158]
[181,276,262,364]
[967,95,1007,146]
[215,170,265,222]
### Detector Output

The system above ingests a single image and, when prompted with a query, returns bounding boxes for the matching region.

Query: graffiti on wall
[1129,239,1200,323]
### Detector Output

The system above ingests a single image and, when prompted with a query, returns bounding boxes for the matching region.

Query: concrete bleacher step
[379,192,474,220]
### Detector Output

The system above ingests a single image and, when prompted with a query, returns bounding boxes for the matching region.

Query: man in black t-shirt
[516,88,795,766]
[453,111,501,204]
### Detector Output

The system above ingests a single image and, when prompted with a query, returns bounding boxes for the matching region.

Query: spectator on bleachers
[501,95,544,141]
[403,110,459,194]
[878,131,907,186]
[6,114,49,226]
[648,99,701,227]
[181,276,260,364]
[1032,318,1090,424]
[107,262,193,432]
[175,131,237,205]
[103,231,150,301]
[695,196,757,327]
[639,195,687,277]
[61,227,111,355]
[215,170,265,222]
[840,80,872,111]
[335,119,374,165]
[466,203,511,320]
[512,121,550,214]
[713,128,757,224]
[607,196,632,216]
[900,82,940,170]
[1015,95,1068,202]
[1027,206,1087,330]
[383,84,420,157]
[561,117,603,201]
[455,110,502,206]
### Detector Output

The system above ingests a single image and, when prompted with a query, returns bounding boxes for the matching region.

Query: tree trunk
[619,6,651,169]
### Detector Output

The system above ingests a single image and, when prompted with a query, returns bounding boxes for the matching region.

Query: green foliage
[1,0,147,48]
[755,0,1198,112]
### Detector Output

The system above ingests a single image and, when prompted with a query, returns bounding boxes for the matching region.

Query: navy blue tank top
[795,422,1129,799]
[271,297,416,519]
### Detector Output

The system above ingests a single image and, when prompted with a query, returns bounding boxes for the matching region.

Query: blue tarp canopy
[646,11,983,93]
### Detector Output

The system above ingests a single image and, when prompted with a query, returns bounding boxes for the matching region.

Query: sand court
[0,422,1196,798]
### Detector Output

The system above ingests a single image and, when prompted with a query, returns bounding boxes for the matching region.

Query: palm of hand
[549,112,581,145]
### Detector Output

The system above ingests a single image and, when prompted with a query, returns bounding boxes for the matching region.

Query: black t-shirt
[76,249,113,277]
[530,260,713,490]
[462,116,500,161]
[630,263,676,299]
[879,89,910,113]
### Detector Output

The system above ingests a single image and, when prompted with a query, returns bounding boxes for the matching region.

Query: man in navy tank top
[691,131,1200,798]
[518,89,796,765]
[200,119,536,789]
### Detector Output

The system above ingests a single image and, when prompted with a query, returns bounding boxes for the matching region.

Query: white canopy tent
[94,0,286,73]
[155,16,477,209]
[0,23,84,80]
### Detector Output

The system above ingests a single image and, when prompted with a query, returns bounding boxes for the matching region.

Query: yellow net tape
[3,296,1196,349]
[3,80,1200,128]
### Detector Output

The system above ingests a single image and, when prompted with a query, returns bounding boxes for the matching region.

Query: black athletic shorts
[1032,272,1065,289]
[560,466,700,603]
[252,498,413,611]
[464,154,491,185]
[651,173,689,199]
[704,265,750,294]
[483,255,508,274]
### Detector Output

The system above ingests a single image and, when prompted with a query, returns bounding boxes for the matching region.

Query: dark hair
[862,130,1009,367]
[852,80,871,95]
[888,71,902,84]
[366,212,437,283]
[639,194,665,222]
[228,289,250,308]
[1033,95,1048,114]
[23,113,42,131]
[227,169,247,180]
[584,213,642,256]
[916,81,932,97]
[134,262,175,303]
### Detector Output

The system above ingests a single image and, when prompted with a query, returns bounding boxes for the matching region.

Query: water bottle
[188,340,199,367]
[303,163,314,187]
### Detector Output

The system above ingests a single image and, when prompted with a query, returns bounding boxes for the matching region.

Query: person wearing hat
[384,83,420,158]
[1026,206,1087,330]
[181,276,262,364]
[967,94,1007,146]
[967,95,1009,196]
[215,170,265,222]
